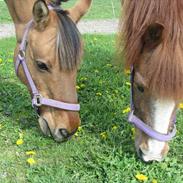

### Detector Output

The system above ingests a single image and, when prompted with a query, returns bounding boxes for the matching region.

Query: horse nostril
[59,128,69,138]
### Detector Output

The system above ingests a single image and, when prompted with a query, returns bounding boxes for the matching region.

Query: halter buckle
[32,94,42,107]
[18,50,25,60]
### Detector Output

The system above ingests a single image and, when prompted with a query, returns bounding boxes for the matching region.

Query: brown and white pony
[118,0,183,162]
[5,0,92,142]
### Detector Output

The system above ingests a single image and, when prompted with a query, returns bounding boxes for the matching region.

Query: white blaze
[143,99,175,162]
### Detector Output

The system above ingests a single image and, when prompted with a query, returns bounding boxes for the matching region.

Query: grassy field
[0,35,183,183]
[0,1,12,23]
[0,0,121,23]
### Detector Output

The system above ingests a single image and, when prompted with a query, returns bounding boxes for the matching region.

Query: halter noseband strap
[128,67,176,142]
[15,6,80,112]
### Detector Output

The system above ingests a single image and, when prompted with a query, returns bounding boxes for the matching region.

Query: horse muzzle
[38,117,77,142]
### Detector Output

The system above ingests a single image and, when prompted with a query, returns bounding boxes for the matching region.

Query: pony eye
[137,85,144,93]
[36,61,49,71]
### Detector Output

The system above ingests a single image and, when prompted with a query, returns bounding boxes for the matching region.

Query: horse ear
[33,0,49,30]
[142,23,164,50]
[67,0,92,23]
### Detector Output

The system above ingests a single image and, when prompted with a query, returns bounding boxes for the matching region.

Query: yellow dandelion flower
[80,84,86,89]
[100,132,107,140]
[26,151,36,156]
[124,69,130,75]
[122,107,130,114]
[16,139,24,146]
[179,103,183,109]
[76,85,80,90]
[135,173,148,182]
[27,158,36,165]
[0,124,3,129]
[112,125,118,131]
[0,58,3,64]
[126,82,131,86]
[96,92,102,96]
[152,179,158,183]
[106,63,112,67]
[74,126,83,137]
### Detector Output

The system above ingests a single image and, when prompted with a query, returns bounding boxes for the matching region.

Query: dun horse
[118,0,183,162]
[5,0,92,142]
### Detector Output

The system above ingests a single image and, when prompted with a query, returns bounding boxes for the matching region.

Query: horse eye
[36,61,49,71]
[137,85,144,93]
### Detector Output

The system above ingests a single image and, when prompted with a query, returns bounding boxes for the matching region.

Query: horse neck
[5,0,36,44]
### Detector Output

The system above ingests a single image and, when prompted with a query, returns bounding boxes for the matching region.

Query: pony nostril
[59,128,69,138]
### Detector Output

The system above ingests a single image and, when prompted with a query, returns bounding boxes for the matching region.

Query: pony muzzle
[138,148,165,163]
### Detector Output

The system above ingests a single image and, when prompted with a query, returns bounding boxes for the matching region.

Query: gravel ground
[0,24,15,39]
[0,19,118,39]
[78,19,118,34]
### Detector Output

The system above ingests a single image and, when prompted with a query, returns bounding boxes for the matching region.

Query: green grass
[0,35,183,183]
[0,0,121,23]
[63,0,121,20]
[0,2,12,23]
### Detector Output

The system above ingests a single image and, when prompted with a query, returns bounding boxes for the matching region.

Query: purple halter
[15,6,80,112]
[128,67,176,141]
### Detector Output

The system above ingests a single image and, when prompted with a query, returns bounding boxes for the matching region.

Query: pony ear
[142,23,164,50]
[33,0,49,30]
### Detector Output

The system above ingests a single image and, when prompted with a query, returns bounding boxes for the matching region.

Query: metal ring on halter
[18,50,26,60]
[32,94,42,107]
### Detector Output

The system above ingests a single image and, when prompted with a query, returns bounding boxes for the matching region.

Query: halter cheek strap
[128,67,176,142]
[15,6,80,112]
